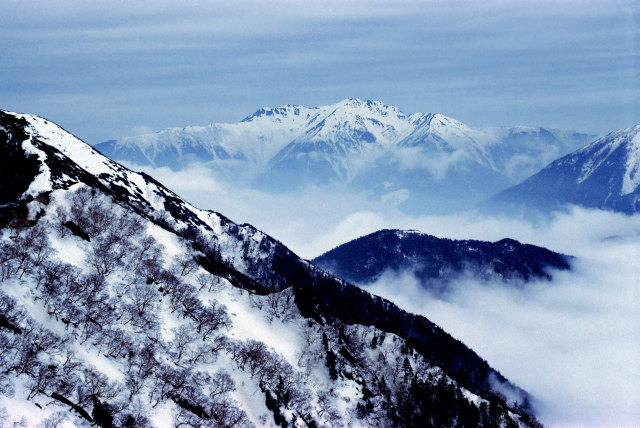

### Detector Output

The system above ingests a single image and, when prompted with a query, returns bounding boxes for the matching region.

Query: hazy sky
[1,0,638,143]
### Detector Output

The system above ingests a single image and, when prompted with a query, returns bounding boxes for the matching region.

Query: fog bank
[132,162,640,426]
[367,233,640,426]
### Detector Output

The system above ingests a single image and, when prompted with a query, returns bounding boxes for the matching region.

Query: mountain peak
[336,97,380,107]
[94,102,597,213]
[593,124,640,195]
[2,111,118,196]
[331,98,406,116]
[486,123,640,214]
[578,124,640,153]
[241,99,401,123]
[313,228,571,288]
[240,104,309,122]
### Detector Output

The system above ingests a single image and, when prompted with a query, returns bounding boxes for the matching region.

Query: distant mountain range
[486,125,640,215]
[95,99,595,213]
[313,229,571,294]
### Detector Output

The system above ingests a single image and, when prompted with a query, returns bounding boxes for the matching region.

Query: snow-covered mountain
[0,110,541,426]
[95,99,595,213]
[313,229,572,293]
[486,125,640,215]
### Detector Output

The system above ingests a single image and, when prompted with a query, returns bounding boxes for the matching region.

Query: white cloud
[126,163,223,193]
[380,188,410,206]
[124,162,392,256]
[392,146,474,180]
[125,161,640,427]
[127,161,640,257]
[365,218,640,427]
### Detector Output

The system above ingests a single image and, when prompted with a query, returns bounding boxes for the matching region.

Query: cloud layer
[128,161,640,257]
[133,162,640,426]
[366,233,640,427]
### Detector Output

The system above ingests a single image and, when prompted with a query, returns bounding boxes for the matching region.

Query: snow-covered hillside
[0,110,542,426]
[95,99,595,213]
[486,125,640,215]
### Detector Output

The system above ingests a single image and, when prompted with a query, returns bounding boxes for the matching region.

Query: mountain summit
[313,229,571,296]
[95,99,595,213]
[487,125,640,214]
[0,110,541,425]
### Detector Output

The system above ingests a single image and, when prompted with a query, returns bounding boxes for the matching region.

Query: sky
[1,0,638,143]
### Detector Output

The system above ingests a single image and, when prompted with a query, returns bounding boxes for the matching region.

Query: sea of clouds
[131,162,640,427]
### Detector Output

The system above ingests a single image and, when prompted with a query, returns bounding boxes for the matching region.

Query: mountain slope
[486,125,640,214]
[0,110,541,426]
[313,229,572,292]
[95,99,595,213]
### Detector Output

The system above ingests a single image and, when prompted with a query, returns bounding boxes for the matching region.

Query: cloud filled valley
[367,233,640,427]
[136,161,640,427]
[2,0,638,425]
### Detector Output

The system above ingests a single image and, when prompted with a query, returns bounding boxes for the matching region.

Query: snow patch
[621,128,640,195]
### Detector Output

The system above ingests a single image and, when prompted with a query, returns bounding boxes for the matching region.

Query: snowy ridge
[95,99,596,211]
[0,110,541,426]
[5,111,280,275]
[487,124,640,214]
[573,125,640,194]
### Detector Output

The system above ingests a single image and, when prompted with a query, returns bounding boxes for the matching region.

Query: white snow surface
[621,126,640,194]
[96,99,596,183]
[574,125,640,195]
[4,110,277,281]
[16,112,114,176]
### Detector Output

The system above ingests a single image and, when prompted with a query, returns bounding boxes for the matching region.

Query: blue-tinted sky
[1,0,638,143]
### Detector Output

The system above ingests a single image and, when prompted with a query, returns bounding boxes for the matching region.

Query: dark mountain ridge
[313,229,571,291]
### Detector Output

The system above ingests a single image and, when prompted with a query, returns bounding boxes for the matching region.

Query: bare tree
[0,240,18,280]
[194,301,230,341]
[99,329,134,360]
[87,232,132,277]
[189,336,227,365]
[125,345,158,400]
[209,371,235,399]
[22,222,54,273]
[171,254,199,278]
[69,187,116,239]
[124,283,159,330]
[124,236,163,284]
[75,367,121,408]
[264,288,297,322]
[0,223,52,279]
[248,293,264,311]
[171,325,197,365]
[196,273,224,293]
